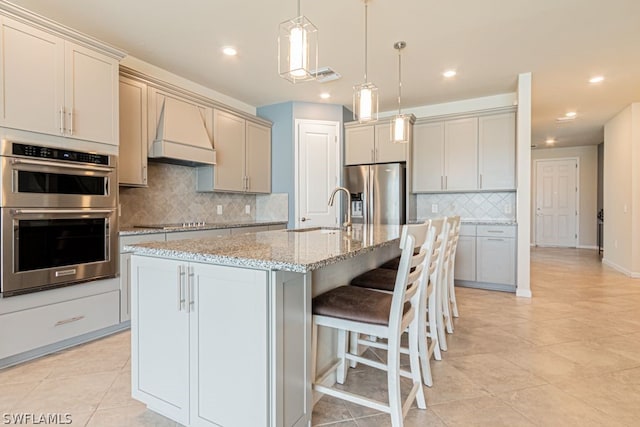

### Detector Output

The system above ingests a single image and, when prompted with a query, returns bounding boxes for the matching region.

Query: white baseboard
[516,288,532,298]
[602,258,640,278]
[577,245,598,250]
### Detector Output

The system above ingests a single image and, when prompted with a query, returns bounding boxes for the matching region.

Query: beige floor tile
[11,371,117,415]
[545,339,639,374]
[430,396,536,427]
[0,381,39,411]
[99,370,136,410]
[423,360,489,405]
[352,408,444,427]
[312,395,353,426]
[45,344,129,379]
[447,353,547,393]
[496,347,592,384]
[0,411,93,427]
[498,384,626,427]
[87,403,177,427]
[556,369,640,425]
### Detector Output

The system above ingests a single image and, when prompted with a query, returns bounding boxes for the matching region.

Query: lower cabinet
[130,256,311,427]
[453,224,517,291]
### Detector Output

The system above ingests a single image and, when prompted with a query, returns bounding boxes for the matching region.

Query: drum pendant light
[391,41,410,143]
[278,0,318,83]
[353,0,378,123]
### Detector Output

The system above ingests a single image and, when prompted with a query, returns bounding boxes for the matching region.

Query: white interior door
[296,120,339,228]
[535,159,578,247]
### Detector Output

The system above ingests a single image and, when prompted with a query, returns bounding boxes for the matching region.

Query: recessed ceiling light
[565,111,577,118]
[443,69,457,78]
[589,76,604,84]
[319,92,331,100]
[222,46,237,56]
[546,138,555,145]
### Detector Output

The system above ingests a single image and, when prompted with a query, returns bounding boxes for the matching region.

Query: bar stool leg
[387,331,403,427]
[409,318,427,408]
[336,329,348,384]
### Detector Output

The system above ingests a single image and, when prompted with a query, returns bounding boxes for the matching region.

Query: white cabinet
[0,16,119,145]
[476,225,516,286]
[345,120,411,165]
[453,225,477,281]
[198,109,271,193]
[412,117,477,192]
[478,112,516,190]
[119,76,148,186]
[412,111,515,192]
[453,224,516,290]
[131,256,310,426]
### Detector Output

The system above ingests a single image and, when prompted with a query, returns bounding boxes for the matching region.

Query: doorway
[534,158,579,247]
[294,120,340,229]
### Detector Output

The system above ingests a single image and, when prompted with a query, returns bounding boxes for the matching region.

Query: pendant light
[278,0,318,83]
[353,0,378,123]
[391,41,410,143]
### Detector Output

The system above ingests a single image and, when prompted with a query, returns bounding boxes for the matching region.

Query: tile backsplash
[416,192,516,221]
[119,162,287,227]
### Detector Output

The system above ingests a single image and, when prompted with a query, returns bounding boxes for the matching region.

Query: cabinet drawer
[0,290,120,359]
[459,224,476,237]
[476,225,516,238]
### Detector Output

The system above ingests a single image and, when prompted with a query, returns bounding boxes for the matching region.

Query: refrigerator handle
[368,166,374,226]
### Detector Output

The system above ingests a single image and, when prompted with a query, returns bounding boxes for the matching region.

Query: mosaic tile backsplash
[416,192,516,221]
[119,162,287,227]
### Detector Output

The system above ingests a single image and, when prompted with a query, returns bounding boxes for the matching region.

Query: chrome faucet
[328,187,352,234]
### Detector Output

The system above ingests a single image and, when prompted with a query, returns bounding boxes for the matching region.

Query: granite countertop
[125,224,401,273]
[120,220,288,236]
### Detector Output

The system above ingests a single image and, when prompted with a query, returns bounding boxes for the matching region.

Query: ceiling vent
[311,67,341,83]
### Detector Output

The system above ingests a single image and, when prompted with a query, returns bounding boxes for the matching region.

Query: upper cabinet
[412,111,515,192]
[119,76,148,186]
[478,112,516,190]
[344,118,413,165]
[0,15,121,145]
[197,109,271,193]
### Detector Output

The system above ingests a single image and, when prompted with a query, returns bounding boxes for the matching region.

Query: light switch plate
[245,205,251,214]
[216,205,223,215]
[431,204,438,213]
[504,204,512,214]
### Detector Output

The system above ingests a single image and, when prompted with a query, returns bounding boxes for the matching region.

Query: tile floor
[2,247,640,426]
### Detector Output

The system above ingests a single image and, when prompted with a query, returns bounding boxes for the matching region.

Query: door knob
[301,217,308,222]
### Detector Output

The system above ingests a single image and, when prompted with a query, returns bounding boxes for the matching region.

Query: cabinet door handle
[440,176,443,189]
[246,176,250,191]
[68,109,74,136]
[59,106,65,135]
[54,315,85,326]
[444,176,448,189]
[479,174,483,189]
[188,266,195,312]
[178,265,185,311]
[487,238,505,241]
[142,165,147,183]
[487,230,504,233]
[375,148,379,161]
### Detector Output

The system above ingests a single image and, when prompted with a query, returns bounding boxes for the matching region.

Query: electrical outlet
[504,204,512,214]
[216,205,223,215]
[245,205,251,214]
[431,204,438,213]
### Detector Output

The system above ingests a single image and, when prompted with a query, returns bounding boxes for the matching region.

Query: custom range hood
[149,97,216,166]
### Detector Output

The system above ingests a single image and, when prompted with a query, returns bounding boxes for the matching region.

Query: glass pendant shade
[353,82,378,123]
[278,16,318,83]
[391,114,410,143]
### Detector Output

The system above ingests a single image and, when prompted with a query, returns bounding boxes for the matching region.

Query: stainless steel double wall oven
[0,141,118,297]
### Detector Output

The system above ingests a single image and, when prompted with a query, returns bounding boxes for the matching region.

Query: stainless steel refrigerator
[344,163,406,225]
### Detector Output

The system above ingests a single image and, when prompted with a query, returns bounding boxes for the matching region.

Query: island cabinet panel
[131,257,190,425]
[191,264,269,427]
[131,255,311,427]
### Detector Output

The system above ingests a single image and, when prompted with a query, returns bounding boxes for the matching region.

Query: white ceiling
[8,0,640,148]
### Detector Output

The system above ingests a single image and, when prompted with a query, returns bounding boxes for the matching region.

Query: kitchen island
[127,225,401,427]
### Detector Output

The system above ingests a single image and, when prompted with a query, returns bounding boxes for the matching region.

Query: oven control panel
[12,143,110,165]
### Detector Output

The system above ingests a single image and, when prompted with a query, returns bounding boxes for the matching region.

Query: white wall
[516,73,532,298]
[603,103,640,277]
[531,146,598,248]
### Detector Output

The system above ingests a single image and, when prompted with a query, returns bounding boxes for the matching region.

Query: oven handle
[11,209,115,215]
[11,158,114,173]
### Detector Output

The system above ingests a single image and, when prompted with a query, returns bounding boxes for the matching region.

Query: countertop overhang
[125,225,401,273]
